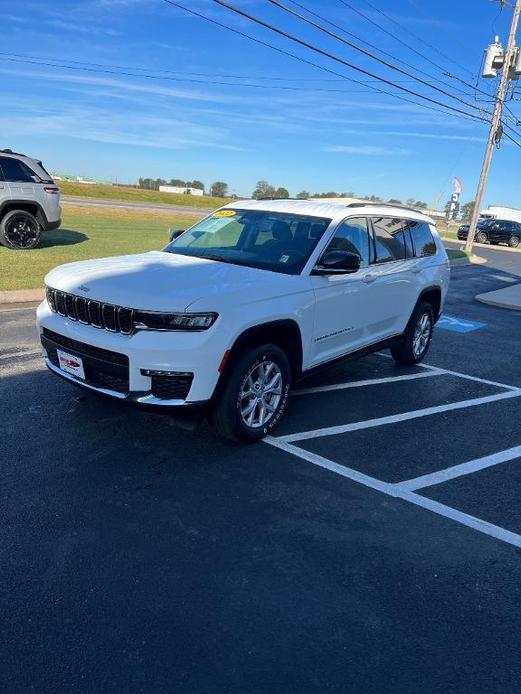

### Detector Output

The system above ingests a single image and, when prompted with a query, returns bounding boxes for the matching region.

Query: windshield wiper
[204,254,234,264]
[204,254,256,268]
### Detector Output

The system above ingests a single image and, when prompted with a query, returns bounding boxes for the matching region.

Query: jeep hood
[44,251,302,312]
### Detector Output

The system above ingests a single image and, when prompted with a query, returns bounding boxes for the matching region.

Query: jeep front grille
[46,287,134,335]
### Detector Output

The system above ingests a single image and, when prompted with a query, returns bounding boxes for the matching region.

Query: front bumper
[36,301,225,406]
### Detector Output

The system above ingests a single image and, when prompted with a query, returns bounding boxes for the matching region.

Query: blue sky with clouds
[1,0,519,206]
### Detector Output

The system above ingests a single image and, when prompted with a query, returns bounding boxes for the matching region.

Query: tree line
[252,181,429,209]
[138,176,454,212]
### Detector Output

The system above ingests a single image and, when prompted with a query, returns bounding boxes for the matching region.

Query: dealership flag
[453,178,462,194]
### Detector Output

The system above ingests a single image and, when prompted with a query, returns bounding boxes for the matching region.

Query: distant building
[159,185,204,196]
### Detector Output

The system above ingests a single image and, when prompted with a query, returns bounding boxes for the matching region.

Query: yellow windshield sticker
[212,209,236,218]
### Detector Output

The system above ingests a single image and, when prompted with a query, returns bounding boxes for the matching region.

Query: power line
[0,49,475,87]
[267,0,487,115]
[160,0,487,123]
[405,0,472,48]
[283,0,476,97]
[356,0,474,77]
[503,129,521,148]
[201,0,489,122]
[0,55,429,95]
[337,0,490,99]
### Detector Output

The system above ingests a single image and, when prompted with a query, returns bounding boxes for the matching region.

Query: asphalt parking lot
[2,252,521,693]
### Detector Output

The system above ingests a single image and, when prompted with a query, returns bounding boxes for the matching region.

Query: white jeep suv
[37,200,449,441]
[0,149,61,249]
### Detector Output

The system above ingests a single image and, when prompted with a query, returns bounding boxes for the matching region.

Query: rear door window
[371,217,409,263]
[409,221,437,257]
[0,157,36,183]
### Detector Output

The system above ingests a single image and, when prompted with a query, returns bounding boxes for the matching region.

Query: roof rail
[345,202,425,214]
[0,148,27,157]
[258,196,307,201]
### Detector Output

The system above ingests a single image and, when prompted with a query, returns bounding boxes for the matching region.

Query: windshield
[163,209,332,275]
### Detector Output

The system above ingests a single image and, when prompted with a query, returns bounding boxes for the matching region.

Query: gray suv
[0,149,61,249]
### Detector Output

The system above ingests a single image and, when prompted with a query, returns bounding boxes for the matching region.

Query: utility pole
[465,0,521,254]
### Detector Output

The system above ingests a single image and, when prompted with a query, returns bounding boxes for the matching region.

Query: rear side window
[409,221,437,257]
[372,217,410,263]
[0,157,36,183]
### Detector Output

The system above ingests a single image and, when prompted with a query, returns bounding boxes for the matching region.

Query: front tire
[509,235,520,248]
[0,210,41,249]
[475,231,488,244]
[391,303,434,366]
[210,344,291,442]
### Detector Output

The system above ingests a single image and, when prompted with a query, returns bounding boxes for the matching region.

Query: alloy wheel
[5,214,39,248]
[413,313,432,359]
[239,360,283,429]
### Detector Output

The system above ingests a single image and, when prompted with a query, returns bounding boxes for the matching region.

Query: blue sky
[1,0,518,206]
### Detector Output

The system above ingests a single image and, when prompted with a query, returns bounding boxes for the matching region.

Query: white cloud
[325,145,410,156]
[340,129,485,143]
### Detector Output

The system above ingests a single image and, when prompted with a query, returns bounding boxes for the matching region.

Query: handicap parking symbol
[436,315,487,333]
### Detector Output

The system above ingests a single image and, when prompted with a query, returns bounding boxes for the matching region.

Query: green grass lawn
[59,180,231,210]
[445,248,469,261]
[0,205,472,292]
[0,206,201,291]
[436,221,459,240]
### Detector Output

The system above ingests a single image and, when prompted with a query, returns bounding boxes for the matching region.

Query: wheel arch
[415,285,442,321]
[214,319,304,397]
[0,200,48,227]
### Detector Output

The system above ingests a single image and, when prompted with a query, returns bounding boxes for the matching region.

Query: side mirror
[169,228,185,242]
[313,250,361,274]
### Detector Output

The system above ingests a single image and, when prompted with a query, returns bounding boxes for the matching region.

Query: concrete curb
[0,288,44,305]
[476,284,521,311]
[448,254,487,266]
[441,236,521,254]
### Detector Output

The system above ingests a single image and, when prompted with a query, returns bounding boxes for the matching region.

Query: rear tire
[210,344,291,442]
[509,235,520,248]
[0,210,41,249]
[475,231,488,244]
[391,302,434,366]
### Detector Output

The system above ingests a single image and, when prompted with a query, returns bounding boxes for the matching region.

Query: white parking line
[426,367,521,392]
[265,437,393,493]
[375,351,519,391]
[264,438,521,549]
[267,356,521,548]
[277,389,521,443]
[396,445,521,492]
[293,369,444,396]
[0,350,41,362]
[399,491,521,549]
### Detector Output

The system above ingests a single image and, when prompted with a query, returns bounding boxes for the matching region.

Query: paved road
[445,238,521,276]
[62,195,208,216]
[2,259,521,693]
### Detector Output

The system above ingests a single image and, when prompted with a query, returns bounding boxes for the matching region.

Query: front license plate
[57,349,85,380]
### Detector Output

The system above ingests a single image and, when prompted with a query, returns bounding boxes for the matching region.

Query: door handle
[362,273,378,284]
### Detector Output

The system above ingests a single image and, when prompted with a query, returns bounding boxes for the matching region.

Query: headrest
[295,221,311,239]
[272,220,292,242]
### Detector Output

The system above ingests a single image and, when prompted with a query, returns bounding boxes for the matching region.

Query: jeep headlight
[134,311,218,331]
